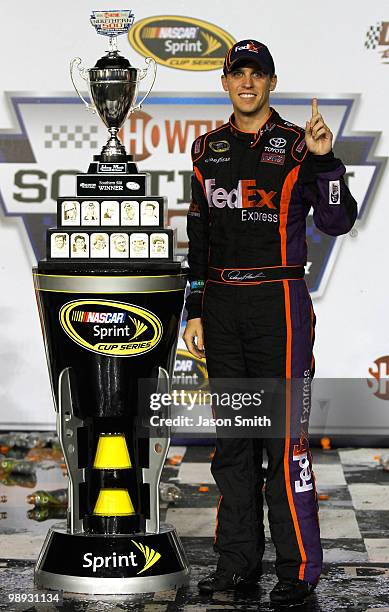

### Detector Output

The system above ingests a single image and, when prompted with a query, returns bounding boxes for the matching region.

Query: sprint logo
[82,542,161,574]
[132,540,162,574]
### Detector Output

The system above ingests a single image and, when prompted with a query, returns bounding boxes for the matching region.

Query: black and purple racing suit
[185,107,357,584]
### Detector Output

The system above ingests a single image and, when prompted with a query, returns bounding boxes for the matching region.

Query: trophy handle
[70,57,96,113]
[130,57,157,114]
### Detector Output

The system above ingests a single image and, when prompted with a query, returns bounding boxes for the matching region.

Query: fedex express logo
[0,93,385,297]
[205,178,278,221]
[293,450,313,493]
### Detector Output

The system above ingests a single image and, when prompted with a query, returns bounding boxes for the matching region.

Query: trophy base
[34,522,190,594]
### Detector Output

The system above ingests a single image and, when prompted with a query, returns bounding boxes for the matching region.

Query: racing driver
[183,39,358,605]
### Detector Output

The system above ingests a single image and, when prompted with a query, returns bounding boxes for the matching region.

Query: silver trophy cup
[71,38,156,162]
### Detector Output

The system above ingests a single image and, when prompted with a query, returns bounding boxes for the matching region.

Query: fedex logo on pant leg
[293,450,313,493]
[205,178,277,209]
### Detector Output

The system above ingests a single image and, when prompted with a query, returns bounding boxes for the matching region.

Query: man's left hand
[305,98,333,155]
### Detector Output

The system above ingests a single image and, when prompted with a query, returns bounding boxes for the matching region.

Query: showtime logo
[368,356,389,400]
[119,111,224,161]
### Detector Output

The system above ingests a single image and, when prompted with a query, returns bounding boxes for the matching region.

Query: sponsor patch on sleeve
[188,200,201,217]
[329,180,340,205]
[209,140,230,153]
[193,137,202,155]
[292,131,308,161]
[296,139,306,153]
[261,152,285,165]
[190,279,205,292]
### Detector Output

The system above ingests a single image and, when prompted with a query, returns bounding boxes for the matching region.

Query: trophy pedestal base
[34,522,190,594]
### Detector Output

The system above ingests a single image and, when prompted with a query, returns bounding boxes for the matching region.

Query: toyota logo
[269,137,287,148]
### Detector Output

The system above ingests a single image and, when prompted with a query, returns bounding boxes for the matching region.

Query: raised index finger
[312,97,319,117]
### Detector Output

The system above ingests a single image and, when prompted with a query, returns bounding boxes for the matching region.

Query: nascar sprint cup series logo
[129,16,235,70]
[59,300,163,356]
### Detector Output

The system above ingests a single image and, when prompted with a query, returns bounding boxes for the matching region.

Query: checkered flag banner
[44,124,99,149]
[365,22,383,50]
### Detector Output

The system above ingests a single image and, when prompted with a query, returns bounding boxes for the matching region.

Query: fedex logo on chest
[205,178,277,210]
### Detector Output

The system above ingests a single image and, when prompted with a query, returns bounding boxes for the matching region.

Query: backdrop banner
[0,1,388,430]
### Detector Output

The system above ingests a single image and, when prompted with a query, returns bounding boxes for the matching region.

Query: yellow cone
[93,434,131,469]
[93,488,135,516]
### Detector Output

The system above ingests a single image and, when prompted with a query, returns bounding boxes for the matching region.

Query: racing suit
[185,107,357,585]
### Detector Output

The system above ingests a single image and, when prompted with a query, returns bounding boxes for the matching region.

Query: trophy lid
[90,10,135,71]
[94,52,132,70]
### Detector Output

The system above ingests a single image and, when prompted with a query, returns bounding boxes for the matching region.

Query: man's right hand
[183,317,205,359]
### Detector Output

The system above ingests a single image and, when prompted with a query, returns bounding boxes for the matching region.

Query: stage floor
[1,442,389,610]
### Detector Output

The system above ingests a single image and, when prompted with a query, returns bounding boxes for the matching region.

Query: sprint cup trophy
[33,10,189,594]
[71,9,156,171]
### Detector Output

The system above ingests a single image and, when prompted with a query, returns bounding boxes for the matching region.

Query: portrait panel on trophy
[81,200,100,226]
[140,200,159,226]
[101,200,120,226]
[130,233,148,258]
[150,233,169,258]
[70,233,89,258]
[110,233,129,258]
[121,200,139,226]
[61,201,80,226]
[90,232,109,258]
[51,233,70,258]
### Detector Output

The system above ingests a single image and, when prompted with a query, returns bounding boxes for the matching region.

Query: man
[130,235,148,256]
[142,201,159,224]
[72,234,87,254]
[183,40,357,605]
[54,234,67,251]
[63,201,78,223]
[83,201,98,222]
[91,233,108,258]
[93,234,108,251]
[52,233,68,258]
[151,235,166,254]
[123,201,137,222]
[112,233,128,256]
